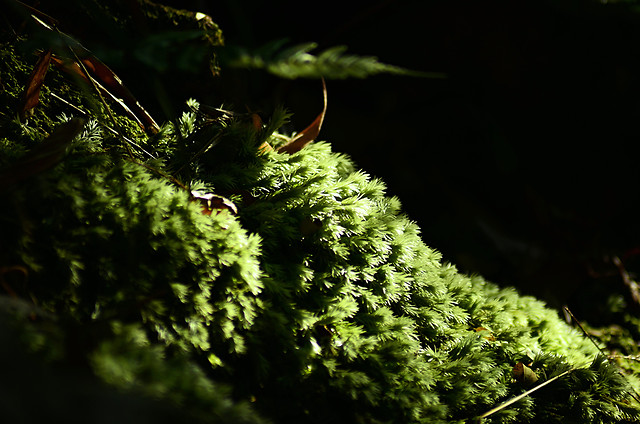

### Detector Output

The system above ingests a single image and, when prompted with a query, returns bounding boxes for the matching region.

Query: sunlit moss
[1,4,639,424]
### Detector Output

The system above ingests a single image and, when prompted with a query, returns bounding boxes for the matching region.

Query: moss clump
[1,98,639,422]
[0,3,639,424]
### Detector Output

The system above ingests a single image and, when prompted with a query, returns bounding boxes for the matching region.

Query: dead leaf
[191,190,238,215]
[513,362,538,386]
[19,49,52,120]
[251,112,263,131]
[26,13,158,135]
[277,78,327,154]
[474,326,496,341]
[258,141,273,153]
[50,55,159,134]
[78,54,160,134]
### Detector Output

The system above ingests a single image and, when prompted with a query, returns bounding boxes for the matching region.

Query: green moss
[0,4,639,424]
[194,133,633,423]
[3,98,638,422]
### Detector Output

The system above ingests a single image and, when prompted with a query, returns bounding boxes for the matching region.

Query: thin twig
[612,256,640,306]
[564,306,640,405]
[50,92,156,159]
[174,131,223,175]
[563,306,608,357]
[49,92,87,116]
[63,42,135,158]
[135,160,189,192]
[475,369,574,422]
[609,354,640,363]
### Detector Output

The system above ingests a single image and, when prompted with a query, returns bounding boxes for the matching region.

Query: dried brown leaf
[474,326,496,341]
[19,49,52,120]
[191,190,238,215]
[512,362,538,386]
[25,9,158,133]
[277,78,327,154]
[79,55,160,134]
[50,55,159,134]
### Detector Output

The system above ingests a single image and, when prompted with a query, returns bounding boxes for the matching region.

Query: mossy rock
[0,2,639,424]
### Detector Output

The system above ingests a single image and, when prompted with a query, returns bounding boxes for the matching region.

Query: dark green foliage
[0,303,266,424]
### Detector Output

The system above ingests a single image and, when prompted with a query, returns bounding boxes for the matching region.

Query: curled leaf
[277,78,327,154]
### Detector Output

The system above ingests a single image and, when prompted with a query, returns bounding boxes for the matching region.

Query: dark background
[18,0,640,317]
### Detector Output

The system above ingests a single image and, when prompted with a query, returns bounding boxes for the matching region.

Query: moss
[0,3,639,424]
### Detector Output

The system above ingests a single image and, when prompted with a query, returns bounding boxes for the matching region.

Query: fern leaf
[225,42,444,79]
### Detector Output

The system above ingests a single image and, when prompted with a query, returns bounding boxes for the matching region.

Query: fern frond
[226,42,444,79]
